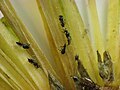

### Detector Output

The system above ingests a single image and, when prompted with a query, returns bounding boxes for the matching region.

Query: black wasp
[28,58,40,68]
[60,43,67,54]
[16,42,30,49]
[59,15,65,27]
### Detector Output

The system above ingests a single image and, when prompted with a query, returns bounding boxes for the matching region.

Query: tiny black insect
[22,44,30,49]
[67,36,71,45]
[16,42,23,46]
[59,15,63,20]
[59,15,65,27]
[64,29,70,38]
[28,58,34,63]
[63,29,71,45]
[16,42,30,49]
[60,43,66,54]
[75,55,79,61]
[28,58,40,68]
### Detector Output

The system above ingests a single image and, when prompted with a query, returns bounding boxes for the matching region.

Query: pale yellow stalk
[0,76,13,90]
[0,0,120,89]
[105,0,120,86]
[87,0,105,55]
[0,19,50,89]
[0,49,32,90]
[0,0,58,80]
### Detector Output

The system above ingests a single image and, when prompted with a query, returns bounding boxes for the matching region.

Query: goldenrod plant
[0,0,120,90]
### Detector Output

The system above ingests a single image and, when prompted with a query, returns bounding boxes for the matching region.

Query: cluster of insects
[16,42,40,69]
[59,15,100,89]
[59,15,71,54]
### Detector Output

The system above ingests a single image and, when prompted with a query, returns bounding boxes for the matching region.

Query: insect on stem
[63,28,71,45]
[16,42,30,49]
[60,43,67,54]
[28,58,40,68]
[59,15,65,27]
